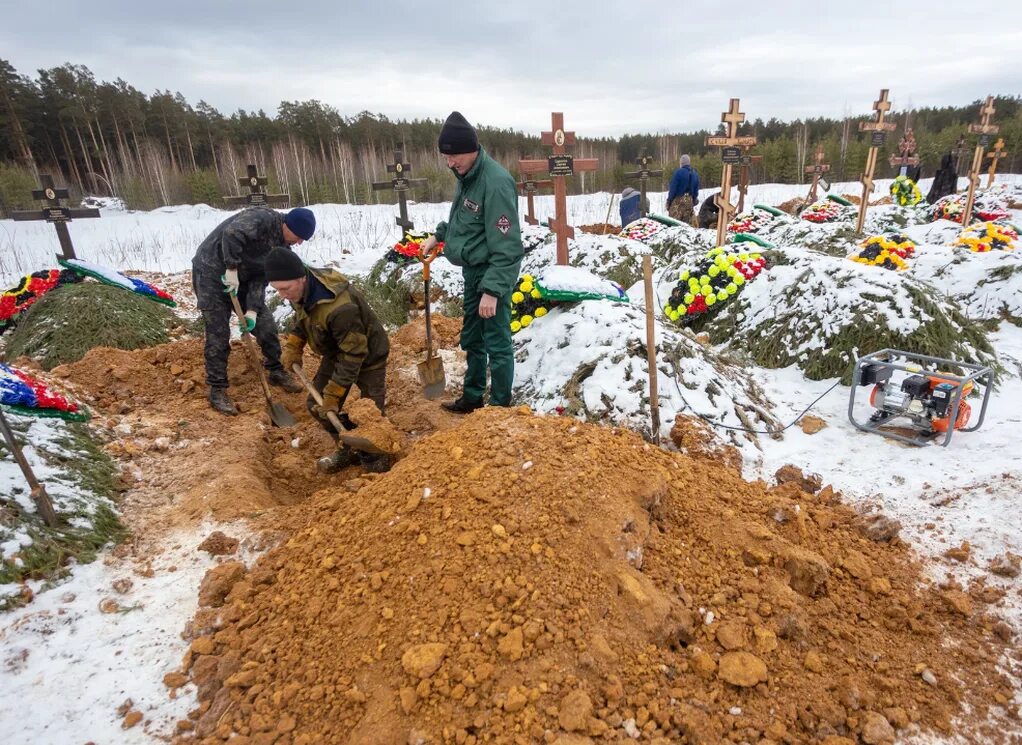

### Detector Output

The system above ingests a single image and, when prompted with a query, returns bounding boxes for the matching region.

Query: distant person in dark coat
[697,192,719,229]
[927,153,958,204]
[667,155,700,225]
[619,187,647,226]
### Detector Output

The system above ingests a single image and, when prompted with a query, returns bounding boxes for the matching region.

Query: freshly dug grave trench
[172,407,1019,745]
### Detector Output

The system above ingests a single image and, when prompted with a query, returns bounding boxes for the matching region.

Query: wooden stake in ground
[372,148,428,236]
[518,112,599,265]
[985,138,1007,188]
[516,172,552,226]
[804,145,831,203]
[642,256,660,444]
[223,164,290,208]
[736,151,762,214]
[705,98,757,247]
[0,408,58,527]
[624,149,663,218]
[10,174,100,261]
[963,96,999,226]
[888,127,920,176]
[854,89,895,234]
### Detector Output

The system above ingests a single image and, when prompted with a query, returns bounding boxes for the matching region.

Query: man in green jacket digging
[420,111,524,413]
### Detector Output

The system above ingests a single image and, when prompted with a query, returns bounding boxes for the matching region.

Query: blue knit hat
[284,207,316,240]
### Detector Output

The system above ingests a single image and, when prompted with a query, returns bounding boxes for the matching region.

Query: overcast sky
[2,0,1020,136]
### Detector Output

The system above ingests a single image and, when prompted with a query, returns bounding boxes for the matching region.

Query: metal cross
[10,174,100,260]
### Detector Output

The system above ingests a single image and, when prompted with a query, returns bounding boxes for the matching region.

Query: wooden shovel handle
[291,364,346,434]
[228,292,274,403]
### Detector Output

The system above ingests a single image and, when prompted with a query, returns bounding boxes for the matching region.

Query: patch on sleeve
[495,215,511,235]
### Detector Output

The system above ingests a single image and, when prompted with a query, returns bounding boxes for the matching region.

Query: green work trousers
[461,266,514,406]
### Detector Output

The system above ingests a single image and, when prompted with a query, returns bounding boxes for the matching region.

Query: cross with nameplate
[10,174,100,260]
[804,145,831,203]
[985,138,1007,188]
[223,164,290,208]
[888,127,920,175]
[516,170,553,226]
[372,148,428,235]
[624,149,663,218]
[518,112,599,265]
[963,96,999,225]
[854,89,896,234]
[736,151,762,214]
[705,98,757,246]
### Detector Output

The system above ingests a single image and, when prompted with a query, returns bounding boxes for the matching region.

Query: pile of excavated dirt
[171,408,1019,745]
[54,316,466,545]
[578,223,621,235]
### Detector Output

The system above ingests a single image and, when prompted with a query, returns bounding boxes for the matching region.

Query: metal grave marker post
[10,174,100,261]
[623,149,663,218]
[516,171,553,226]
[223,164,290,209]
[372,148,428,235]
[804,145,831,203]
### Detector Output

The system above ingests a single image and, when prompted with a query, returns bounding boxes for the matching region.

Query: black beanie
[438,111,479,155]
[264,247,307,281]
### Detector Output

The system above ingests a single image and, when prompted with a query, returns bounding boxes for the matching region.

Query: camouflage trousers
[668,194,695,225]
[201,289,283,389]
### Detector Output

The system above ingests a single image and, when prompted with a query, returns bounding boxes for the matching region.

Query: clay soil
[44,308,1022,745]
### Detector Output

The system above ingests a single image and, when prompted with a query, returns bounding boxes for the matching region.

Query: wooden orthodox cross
[624,149,663,217]
[705,98,757,246]
[804,145,831,203]
[518,112,599,265]
[854,89,896,234]
[223,164,290,208]
[516,170,552,226]
[985,138,1007,188]
[963,96,999,226]
[372,148,428,235]
[10,174,100,260]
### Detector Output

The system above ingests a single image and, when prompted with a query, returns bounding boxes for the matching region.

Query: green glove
[237,310,256,334]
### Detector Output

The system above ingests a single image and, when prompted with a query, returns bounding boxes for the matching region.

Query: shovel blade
[338,432,388,455]
[269,401,297,428]
[417,356,447,400]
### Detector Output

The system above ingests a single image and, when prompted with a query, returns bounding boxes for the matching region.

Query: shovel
[290,364,389,456]
[416,241,447,400]
[228,292,296,427]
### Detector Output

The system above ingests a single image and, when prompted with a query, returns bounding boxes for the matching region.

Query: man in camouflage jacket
[191,206,316,415]
[264,247,392,474]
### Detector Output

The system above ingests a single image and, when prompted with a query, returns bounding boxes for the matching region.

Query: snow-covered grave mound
[512,298,778,456]
[905,219,1022,322]
[657,242,997,382]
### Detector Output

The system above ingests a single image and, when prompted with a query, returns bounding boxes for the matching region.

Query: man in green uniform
[264,247,392,474]
[420,111,524,413]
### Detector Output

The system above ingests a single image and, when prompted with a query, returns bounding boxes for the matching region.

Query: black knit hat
[264,247,307,282]
[438,111,478,155]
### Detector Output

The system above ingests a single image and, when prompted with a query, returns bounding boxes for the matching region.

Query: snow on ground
[0,521,256,744]
[745,320,1022,658]
[0,415,119,606]
[1,175,1022,742]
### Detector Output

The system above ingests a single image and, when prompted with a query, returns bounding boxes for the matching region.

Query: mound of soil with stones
[171,408,1017,744]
